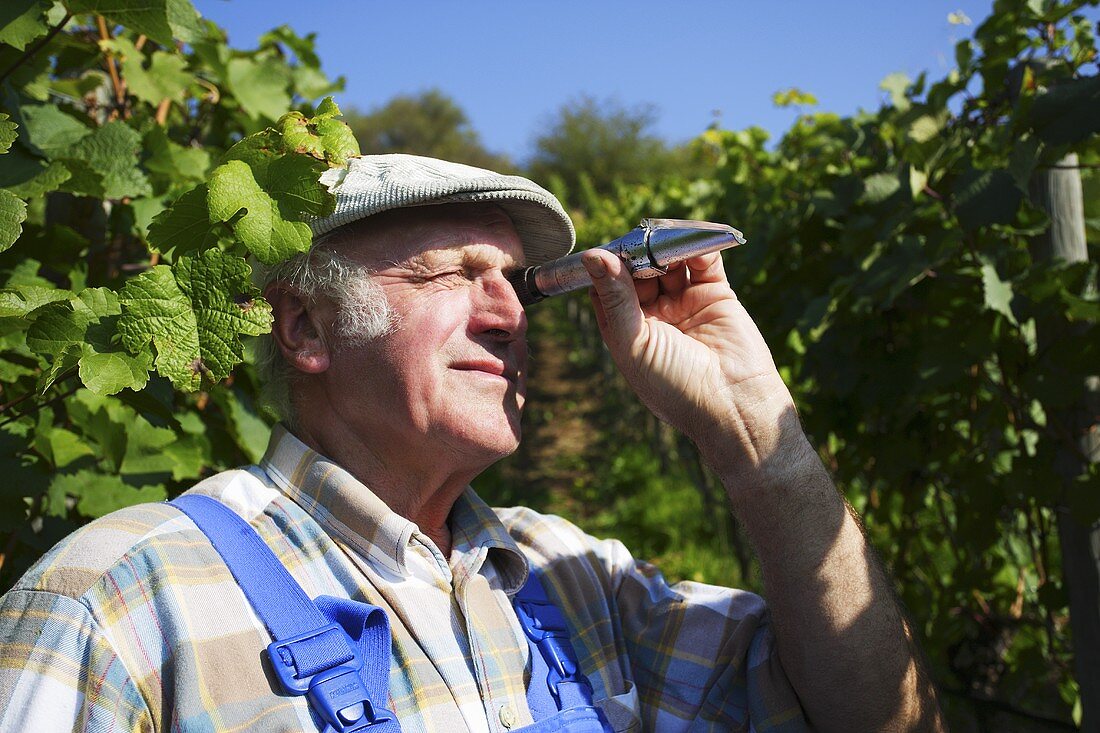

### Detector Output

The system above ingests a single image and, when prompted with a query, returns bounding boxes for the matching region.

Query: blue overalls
[171,495,614,733]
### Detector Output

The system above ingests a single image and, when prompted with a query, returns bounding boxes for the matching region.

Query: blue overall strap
[171,494,400,733]
[513,570,613,731]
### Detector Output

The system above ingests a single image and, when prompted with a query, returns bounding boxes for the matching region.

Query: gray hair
[255,231,395,425]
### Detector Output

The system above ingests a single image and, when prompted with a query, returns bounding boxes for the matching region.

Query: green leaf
[120,420,206,480]
[146,184,219,257]
[0,0,51,51]
[772,87,819,108]
[952,168,1022,230]
[909,167,929,198]
[862,172,901,204]
[309,119,359,167]
[0,189,28,252]
[1063,292,1100,322]
[982,263,1018,325]
[78,348,153,395]
[60,120,151,199]
[907,114,943,144]
[207,159,314,264]
[144,126,209,182]
[1027,75,1100,146]
[44,428,94,468]
[102,37,192,104]
[0,114,17,154]
[223,389,269,463]
[880,72,912,110]
[49,470,166,518]
[65,0,175,46]
[26,288,153,394]
[1008,135,1043,188]
[955,40,974,71]
[1,160,71,198]
[18,103,91,157]
[0,285,72,318]
[226,55,291,121]
[117,249,272,391]
[165,0,203,43]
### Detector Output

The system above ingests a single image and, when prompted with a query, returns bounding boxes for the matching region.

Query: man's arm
[579,248,945,732]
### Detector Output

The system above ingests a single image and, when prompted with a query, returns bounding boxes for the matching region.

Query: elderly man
[0,155,942,732]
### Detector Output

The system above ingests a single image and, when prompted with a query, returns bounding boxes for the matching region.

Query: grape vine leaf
[65,0,175,47]
[146,184,220,258]
[1027,74,1100,145]
[207,159,315,264]
[2,159,71,199]
[120,420,207,480]
[18,103,91,157]
[0,114,17,153]
[165,0,203,43]
[0,0,50,51]
[60,121,151,199]
[226,55,291,121]
[862,172,902,204]
[981,263,1018,325]
[102,37,192,105]
[144,127,210,182]
[117,248,272,391]
[880,72,912,111]
[279,101,360,167]
[0,284,72,318]
[49,470,166,518]
[26,287,153,394]
[41,428,95,469]
[0,190,28,252]
[953,168,1022,230]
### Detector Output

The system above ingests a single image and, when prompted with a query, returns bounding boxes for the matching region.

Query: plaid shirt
[0,426,806,732]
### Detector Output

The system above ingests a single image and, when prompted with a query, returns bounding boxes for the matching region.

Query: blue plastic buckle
[307,665,395,733]
[516,599,586,702]
[267,624,393,732]
[515,599,569,642]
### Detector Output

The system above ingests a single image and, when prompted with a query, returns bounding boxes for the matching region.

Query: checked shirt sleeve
[598,537,810,732]
[0,589,152,732]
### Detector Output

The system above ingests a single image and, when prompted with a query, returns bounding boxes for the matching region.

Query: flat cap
[310,154,575,264]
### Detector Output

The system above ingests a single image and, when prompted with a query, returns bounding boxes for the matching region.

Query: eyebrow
[387,247,524,273]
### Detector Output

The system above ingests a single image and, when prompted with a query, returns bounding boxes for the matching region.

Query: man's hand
[581,247,800,481]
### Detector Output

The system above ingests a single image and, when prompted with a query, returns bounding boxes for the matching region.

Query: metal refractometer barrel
[507,218,746,306]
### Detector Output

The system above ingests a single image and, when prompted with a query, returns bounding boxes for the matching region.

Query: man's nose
[471,270,527,341]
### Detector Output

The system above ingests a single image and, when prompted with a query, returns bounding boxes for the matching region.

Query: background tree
[525,95,699,209]
[342,88,512,171]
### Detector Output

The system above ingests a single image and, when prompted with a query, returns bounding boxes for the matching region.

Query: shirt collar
[449,487,528,594]
[260,425,528,590]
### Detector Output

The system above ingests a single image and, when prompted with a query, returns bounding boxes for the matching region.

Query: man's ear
[265,284,332,374]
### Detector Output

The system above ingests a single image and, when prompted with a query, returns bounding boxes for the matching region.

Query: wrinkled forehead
[324,203,525,268]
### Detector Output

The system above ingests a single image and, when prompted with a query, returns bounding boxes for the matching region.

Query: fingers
[657,262,689,299]
[582,249,645,353]
[685,252,729,285]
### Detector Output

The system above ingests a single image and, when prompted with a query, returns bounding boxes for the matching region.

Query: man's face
[325,204,529,467]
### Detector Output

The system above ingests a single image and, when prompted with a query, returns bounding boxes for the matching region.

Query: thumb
[582,249,645,353]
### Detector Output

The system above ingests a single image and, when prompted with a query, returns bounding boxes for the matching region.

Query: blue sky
[192,1,1095,161]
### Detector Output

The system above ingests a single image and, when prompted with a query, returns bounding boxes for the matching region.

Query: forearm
[702,407,945,732]
[578,248,944,729]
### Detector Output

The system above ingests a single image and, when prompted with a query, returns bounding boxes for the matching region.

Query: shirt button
[499,704,517,728]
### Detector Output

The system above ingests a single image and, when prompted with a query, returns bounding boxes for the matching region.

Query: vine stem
[0,12,73,86]
[0,381,83,429]
[96,16,126,111]
[0,367,78,415]
[155,98,171,125]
